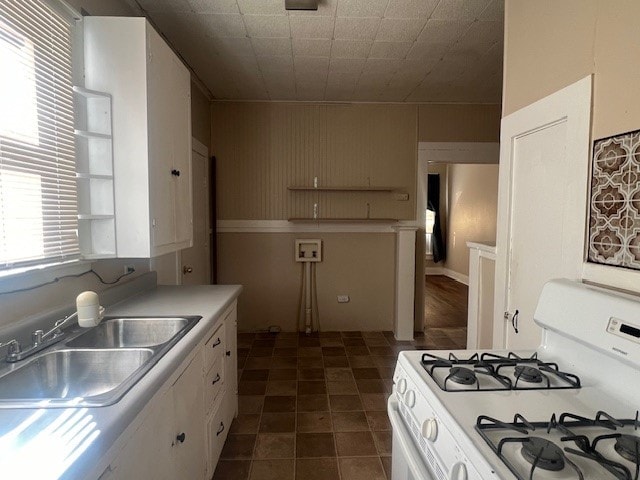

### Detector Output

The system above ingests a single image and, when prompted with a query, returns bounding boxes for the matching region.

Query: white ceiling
[136,0,504,103]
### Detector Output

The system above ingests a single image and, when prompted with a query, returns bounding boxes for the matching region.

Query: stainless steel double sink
[0,316,200,408]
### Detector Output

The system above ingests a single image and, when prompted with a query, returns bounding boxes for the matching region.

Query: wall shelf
[73,85,116,258]
[288,217,398,223]
[288,185,397,192]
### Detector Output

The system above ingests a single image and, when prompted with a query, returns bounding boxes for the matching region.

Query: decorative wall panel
[588,129,640,269]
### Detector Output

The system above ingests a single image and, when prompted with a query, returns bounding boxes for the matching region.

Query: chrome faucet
[1,290,103,363]
[1,312,78,363]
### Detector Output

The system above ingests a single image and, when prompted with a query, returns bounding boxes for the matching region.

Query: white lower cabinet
[108,390,175,479]
[172,354,206,480]
[206,401,228,474]
[109,354,205,479]
[103,302,237,480]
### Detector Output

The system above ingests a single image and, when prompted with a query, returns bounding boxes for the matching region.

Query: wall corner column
[394,226,418,341]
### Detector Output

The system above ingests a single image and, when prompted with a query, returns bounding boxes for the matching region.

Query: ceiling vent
[285,0,318,10]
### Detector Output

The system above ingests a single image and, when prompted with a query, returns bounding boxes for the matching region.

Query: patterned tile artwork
[589,129,640,269]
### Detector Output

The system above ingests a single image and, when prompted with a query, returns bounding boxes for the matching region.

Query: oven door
[388,396,435,480]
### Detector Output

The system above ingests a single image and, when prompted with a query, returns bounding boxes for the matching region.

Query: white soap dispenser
[76,291,105,327]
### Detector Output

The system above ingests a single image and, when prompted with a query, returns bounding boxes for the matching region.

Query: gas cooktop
[420,351,581,392]
[476,410,640,480]
[390,280,640,480]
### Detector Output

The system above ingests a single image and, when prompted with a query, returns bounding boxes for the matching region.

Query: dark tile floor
[213,330,465,480]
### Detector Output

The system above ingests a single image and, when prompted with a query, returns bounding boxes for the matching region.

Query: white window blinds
[0,0,79,269]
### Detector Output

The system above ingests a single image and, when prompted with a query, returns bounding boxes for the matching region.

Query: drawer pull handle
[226,350,231,357]
[216,422,225,436]
[171,169,181,177]
[212,373,221,385]
[176,432,186,443]
[211,338,221,348]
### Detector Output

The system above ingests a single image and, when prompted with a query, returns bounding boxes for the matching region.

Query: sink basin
[0,315,200,408]
[67,317,193,348]
[0,348,153,405]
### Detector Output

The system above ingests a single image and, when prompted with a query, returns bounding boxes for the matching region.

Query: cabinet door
[224,303,238,420]
[173,353,206,480]
[147,24,178,251]
[171,53,192,247]
[110,391,175,480]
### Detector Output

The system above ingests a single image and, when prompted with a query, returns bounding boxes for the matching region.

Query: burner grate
[420,351,581,392]
[476,411,640,480]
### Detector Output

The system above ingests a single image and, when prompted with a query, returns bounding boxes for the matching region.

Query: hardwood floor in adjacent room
[424,275,468,349]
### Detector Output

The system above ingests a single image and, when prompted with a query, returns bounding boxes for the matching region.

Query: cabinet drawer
[206,402,228,475]
[204,323,225,373]
[205,357,224,412]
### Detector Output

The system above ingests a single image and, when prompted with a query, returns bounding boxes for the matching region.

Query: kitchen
[1,1,640,479]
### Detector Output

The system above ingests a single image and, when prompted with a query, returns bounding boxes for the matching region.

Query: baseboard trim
[425,267,444,275]
[443,268,469,286]
[425,267,469,286]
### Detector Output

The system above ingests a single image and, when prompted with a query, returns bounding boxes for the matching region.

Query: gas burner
[477,411,640,480]
[448,366,477,385]
[514,365,543,383]
[614,435,640,463]
[520,437,565,471]
[420,352,580,392]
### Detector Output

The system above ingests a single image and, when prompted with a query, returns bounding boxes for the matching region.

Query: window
[0,0,79,271]
[425,208,436,256]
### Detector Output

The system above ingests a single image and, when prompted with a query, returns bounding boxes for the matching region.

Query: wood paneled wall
[212,102,418,221]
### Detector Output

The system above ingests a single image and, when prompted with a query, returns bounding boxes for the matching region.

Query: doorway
[417,143,500,349]
[181,139,211,285]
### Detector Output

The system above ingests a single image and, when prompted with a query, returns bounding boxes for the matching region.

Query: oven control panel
[393,366,483,480]
[607,317,640,344]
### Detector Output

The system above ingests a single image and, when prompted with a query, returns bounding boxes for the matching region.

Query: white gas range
[388,279,640,480]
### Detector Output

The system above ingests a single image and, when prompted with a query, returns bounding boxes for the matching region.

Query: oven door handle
[387,396,436,480]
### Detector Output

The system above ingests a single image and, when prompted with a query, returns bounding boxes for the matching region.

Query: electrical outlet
[337,295,350,303]
[124,265,135,275]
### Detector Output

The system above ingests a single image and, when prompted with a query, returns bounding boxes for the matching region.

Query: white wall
[444,164,499,278]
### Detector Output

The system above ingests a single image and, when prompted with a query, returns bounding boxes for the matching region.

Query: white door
[494,76,592,349]
[181,140,210,285]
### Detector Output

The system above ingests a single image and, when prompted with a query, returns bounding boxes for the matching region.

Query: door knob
[183,266,193,274]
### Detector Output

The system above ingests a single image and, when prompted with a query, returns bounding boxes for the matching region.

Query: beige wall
[218,233,395,332]
[212,102,416,332]
[444,164,499,277]
[503,0,640,140]
[214,102,502,333]
[191,81,211,148]
[418,104,501,142]
[212,102,417,221]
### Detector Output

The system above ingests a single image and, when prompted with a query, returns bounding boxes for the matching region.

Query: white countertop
[0,284,242,480]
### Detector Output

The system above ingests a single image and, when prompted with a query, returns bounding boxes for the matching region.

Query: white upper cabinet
[83,17,193,258]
